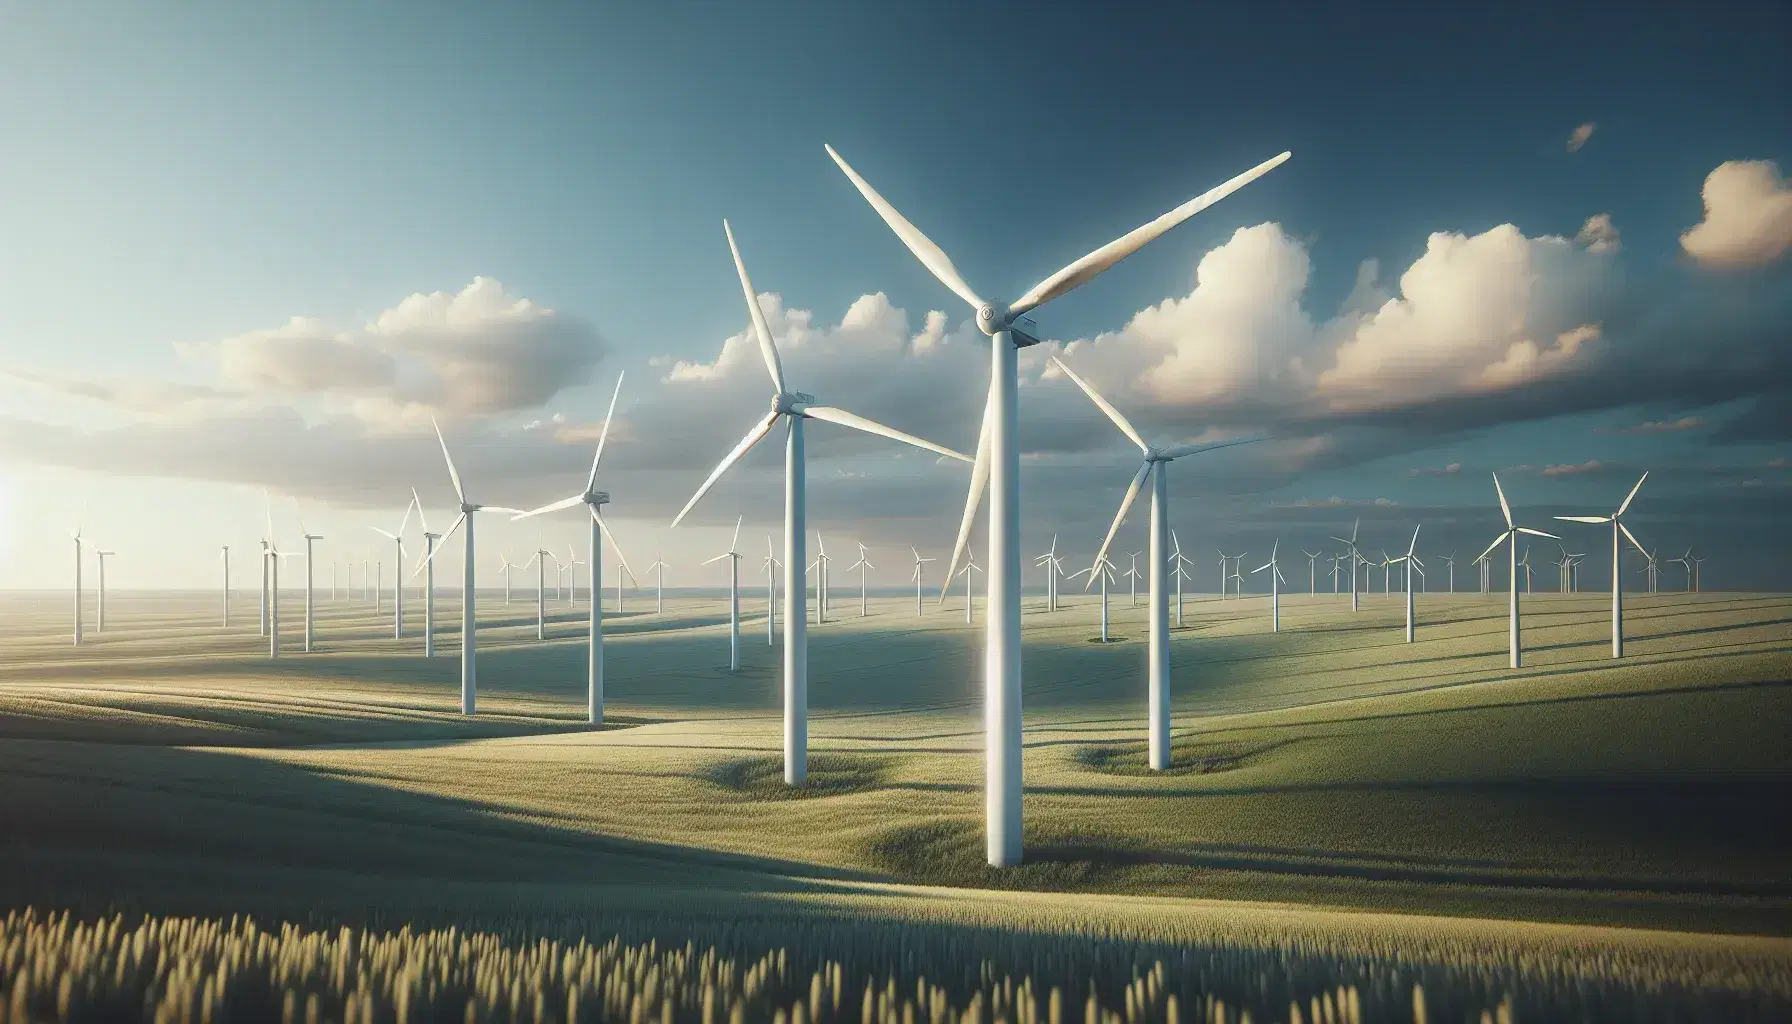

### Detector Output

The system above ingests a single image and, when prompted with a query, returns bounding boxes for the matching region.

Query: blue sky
[1,1,1788,591]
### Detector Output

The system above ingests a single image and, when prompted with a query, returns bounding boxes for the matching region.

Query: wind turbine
[1555,472,1649,658]
[1519,547,1536,594]
[1034,535,1060,612]
[763,535,780,645]
[219,545,230,628]
[827,142,1289,868]
[910,546,936,616]
[1072,555,1119,642]
[95,549,114,632]
[1170,530,1196,627]
[1689,552,1707,593]
[529,543,551,641]
[368,497,415,639]
[294,501,323,653]
[1217,551,1246,599]
[613,560,635,614]
[1250,541,1286,632]
[1639,548,1659,594]
[1331,519,1363,611]
[1476,473,1560,668]
[1122,551,1142,608]
[1440,552,1456,593]
[566,544,585,609]
[1051,353,1258,768]
[512,371,628,724]
[1668,548,1691,592]
[666,221,970,788]
[812,534,832,623]
[1376,550,1392,595]
[1389,526,1422,643]
[1475,550,1492,594]
[646,553,671,614]
[264,497,285,660]
[498,553,517,605]
[414,418,525,715]
[413,489,442,657]
[1302,549,1321,594]
[701,517,745,671]
[847,542,874,617]
[957,549,983,625]
[1329,553,1343,594]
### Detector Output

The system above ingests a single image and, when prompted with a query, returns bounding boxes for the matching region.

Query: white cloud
[1542,460,1605,477]
[1567,122,1596,153]
[1680,160,1792,268]
[1575,214,1621,254]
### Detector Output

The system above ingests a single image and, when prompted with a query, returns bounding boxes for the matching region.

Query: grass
[2,586,1790,1018]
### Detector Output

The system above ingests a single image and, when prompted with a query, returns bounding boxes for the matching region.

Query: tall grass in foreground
[4,909,1785,1023]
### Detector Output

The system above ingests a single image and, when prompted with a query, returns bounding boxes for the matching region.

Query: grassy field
[2,585,1789,1019]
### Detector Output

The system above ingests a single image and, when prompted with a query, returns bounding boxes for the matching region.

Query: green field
[2,586,1789,1020]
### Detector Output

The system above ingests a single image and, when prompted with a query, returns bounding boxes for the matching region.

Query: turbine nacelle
[585,490,611,507]
[976,303,1009,337]
[775,391,817,415]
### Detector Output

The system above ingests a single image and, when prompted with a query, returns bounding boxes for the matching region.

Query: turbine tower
[827,142,1288,867]
[1250,541,1286,632]
[1170,531,1196,627]
[1122,552,1141,608]
[416,418,524,715]
[368,497,415,639]
[264,497,285,660]
[1302,549,1321,594]
[413,489,442,658]
[847,542,874,617]
[1052,353,1257,769]
[910,546,936,616]
[1331,520,1363,611]
[95,549,114,632]
[646,553,670,614]
[1389,525,1423,643]
[1555,472,1648,658]
[498,553,516,605]
[957,550,983,625]
[1072,556,1119,642]
[701,517,745,671]
[1477,473,1559,669]
[811,534,831,624]
[763,535,780,645]
[1440,552,1456,593]
[294,501,324,653]
[513,372,628,724]
[1034,535,1060,612]
[529,543,551,641]
[669,221,969,786]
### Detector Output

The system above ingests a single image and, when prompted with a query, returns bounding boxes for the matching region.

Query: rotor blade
[800,405,971,462]
[512,494,586,521]
[1407,524,1420,557]
[730,515,743,554]
[1476,532,1508,563]
[410,487,430,535]
[1617,471,1648,517]
[1517,527,1560,540]
[1620,521,1648,557]
[368,526,397,540]
[1492,472,1513,528]
[1093,460,1152,574]
[1158,436,1264,461]
[595,509,634,581]
[587,370,625,492]
[412,513,466,577]
[702,552,731,566]
[722,221,787,395]
[941,392,994,599]
[479,506,526,516]
[394,494,413,539]
[1252,560,1272,573]
[1010,152,1291,318]
[1048,356,1147,453]
[1555,516,1611,524]
[824,144,985,313]
[431,416,466,504]
[670,409,781,528]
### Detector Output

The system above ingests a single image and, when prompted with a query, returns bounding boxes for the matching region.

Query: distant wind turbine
[763,535,780,644]
[911,546,936,616]
[1555,472,1649,658]
[1331,519,1363,612]
[847,542,874,617]
[646,553,670,614]
[414,488,441,657]
[957,549,983,625]
[1122,551,1142,608]
[1389,525,1422,643]
[1072,555,1119,642]
[1250,540,1286,632]
[1476,473,1559,668]
[368,497,415,639]
[95,548,114,632]
[1302,549,1321,594]
[1033,535,1060,612]
[294,500,323,653]
[701,516,745,671]
[1170,531,1196,627]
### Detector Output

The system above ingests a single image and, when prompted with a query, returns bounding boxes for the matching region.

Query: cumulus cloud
[1680,160,1792,268]
[1575,214,1621,254]
[1567,122,1596,153]
[207,277,605,421]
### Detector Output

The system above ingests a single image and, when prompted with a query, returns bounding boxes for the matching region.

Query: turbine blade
[702,552,731,565]
[823,144,985,312]
[410,487,430,535]
[431,416,466,504]
[1158,436,1264,461]
[670,409,781,528]
[1009,152,1291,318]
[368,527,397,540]
[1620,521,1648,556]
[723,221,787,394]
[1492,472,1513,528]
[1617,471,1648,517]
[1555,516,1611,523]
[800,405,971,462]
[1407,524,1420,557]
[595,508,634,580]
[1093,460,1152,572]
[412,513,466,577]
[1476,532,1508,563]
[730,515,743,554]
[480,506,526,516]
[941,393,994,598]
[1517,527,1561,540]
[512,494,586,521]
[587,370,625,492]
[1048,356,1148,453]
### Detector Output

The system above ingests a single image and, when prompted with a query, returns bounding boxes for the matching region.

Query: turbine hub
[976,303,1007,337]
[774,391,815,415]
[586,491,611,506]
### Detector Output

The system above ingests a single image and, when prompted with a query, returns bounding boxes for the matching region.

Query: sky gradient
[1,1,1789,592]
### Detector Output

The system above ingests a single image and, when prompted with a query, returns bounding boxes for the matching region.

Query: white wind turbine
[414,418,525,715]
[1250,541,1286,632]
[957,550,983,625]
[95,548,114,632]
[1476,474,1559,668]
[1555,472,1649,658]
[368,497,416,639]
[412,488,442,657]
[1170,530,1196,626]
[1638,548,1659,594]
[1331,519,1363,611]
[1122,551,1142,608]
[1440,552,1456,593]
[264,497,286,660]
[668,220,970,786]
[566,544,585,609]
[294,500,324,653]
[810,534,832,624]
[762,535,780,645]
[1051,354,1259,770]
[847,542,874,617]
[1302,549,1321,594]
[612,559,634,615]
[910,546,936,616]
[1389,525,1422,643]
[1034,535,1061,612]
[701,516,745,671]
[1217,550,1246,599]
[828,143,1289,867]
[528,542,552,641]
[646,553,670,614]
[1071,555,1119,642]
[498,552,517,605]
[512,371,628,724]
